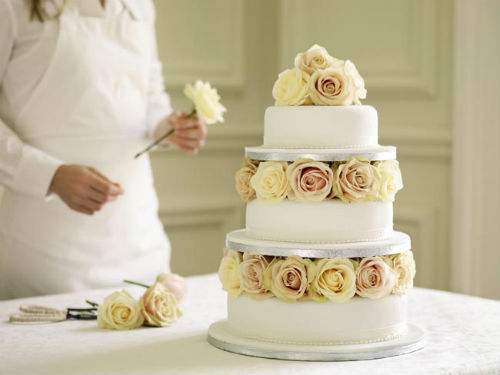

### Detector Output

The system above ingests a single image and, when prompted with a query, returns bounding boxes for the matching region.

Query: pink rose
[286,159,333,202]
[263,256,313,302]
[356,256,396,299]
[239,253,273,299]
[308,66,354,106]
[156,273,188,302]
[333,157,380,202]
[140,282,182,327]
[294,44,340,75]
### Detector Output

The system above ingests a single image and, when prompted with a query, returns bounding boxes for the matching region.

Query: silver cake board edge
[225,230,411,258]
[244,146,397,162]
[207,321,425,362]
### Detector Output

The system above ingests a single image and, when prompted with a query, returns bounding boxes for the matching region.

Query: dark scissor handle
[66,307,98,320]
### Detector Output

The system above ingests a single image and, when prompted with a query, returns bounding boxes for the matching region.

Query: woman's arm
[0,0,63,199]
[0,0,123,214]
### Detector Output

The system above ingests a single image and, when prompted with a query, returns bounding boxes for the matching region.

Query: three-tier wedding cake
[208,45,424,361]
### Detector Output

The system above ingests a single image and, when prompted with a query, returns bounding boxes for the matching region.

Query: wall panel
[154,0,244,88]
[151,0,455,289]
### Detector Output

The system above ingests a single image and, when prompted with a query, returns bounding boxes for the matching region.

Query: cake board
[207,321,425,361]
[226,229,411,258]
[245,145,396,162]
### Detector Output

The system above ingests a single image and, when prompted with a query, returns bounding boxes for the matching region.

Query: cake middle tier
[246,200,393,243]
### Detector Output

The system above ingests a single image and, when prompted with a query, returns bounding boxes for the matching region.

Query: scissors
[9,304,97,324]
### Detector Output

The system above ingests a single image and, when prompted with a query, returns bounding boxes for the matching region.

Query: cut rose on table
[94,272,187,330]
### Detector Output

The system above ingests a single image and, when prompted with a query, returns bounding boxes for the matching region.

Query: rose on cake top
[272,44,367,106]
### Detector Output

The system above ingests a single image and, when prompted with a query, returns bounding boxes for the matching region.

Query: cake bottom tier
[227,295,408,345]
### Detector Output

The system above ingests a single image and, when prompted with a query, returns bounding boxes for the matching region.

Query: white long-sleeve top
[0,0,172,199]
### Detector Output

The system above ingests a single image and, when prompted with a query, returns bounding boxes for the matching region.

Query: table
[1,274,499,375]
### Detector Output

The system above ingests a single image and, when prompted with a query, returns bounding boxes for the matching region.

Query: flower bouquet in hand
[135,81,227,158]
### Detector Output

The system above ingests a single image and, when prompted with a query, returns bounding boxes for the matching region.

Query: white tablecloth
[0,273,499,375]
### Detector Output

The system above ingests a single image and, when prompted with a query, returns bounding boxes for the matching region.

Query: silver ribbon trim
[245,146,396,162]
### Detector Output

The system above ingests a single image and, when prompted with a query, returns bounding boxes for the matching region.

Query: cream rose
[344,60,367,105]
[375,160,403,202]
[156,273,188,302]
[184,80,227,125]
[333,158,381,202]
[356,256,396,299]
[140,282,182,327]
[286,159,333,202]
[235,158,258,202]
[386,252,416,295]
[97,290,144,330]
[294,44,342,75]
[308,65,355,106]
[250,161,290,204]
[310,258,357,303]
[272,68,311,106]
[239,252,273,299]
[218,248,242,298]
[263,256,312,302]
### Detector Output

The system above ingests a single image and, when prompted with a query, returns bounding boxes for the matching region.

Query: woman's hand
[48,165,124,215]
[154,110,207,155]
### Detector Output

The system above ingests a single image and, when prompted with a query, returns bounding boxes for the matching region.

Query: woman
[0,0,206,298]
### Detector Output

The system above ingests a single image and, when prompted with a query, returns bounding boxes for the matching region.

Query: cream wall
[279,0,453,293]
[151,0,276,276]
[1,0,496,298]
[152,0,499,299]
[451,0,500,299]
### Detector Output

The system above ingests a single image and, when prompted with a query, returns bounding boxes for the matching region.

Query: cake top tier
[267,44,376,149]
[264,105,378,149]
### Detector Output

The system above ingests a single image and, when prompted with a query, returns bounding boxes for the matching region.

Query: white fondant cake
[246,200,393,243]
[227,295,408,345]
[264,105,378,149]
[211,46,419,359]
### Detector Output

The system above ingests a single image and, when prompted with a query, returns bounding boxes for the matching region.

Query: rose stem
[123,279,151,288]
[134,128,174,159]
[185,107,196,118]
[85,300,99,307]
[133,107,197,159]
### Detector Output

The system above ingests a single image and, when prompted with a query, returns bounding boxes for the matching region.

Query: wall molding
[204,126,262,151]
[159,201,242,229]
[152,126,262,154]
[159,0,244,89]
[152,123,451,157]
[381,127,451,159]
[395,204,438,287]
[280,0,440,98]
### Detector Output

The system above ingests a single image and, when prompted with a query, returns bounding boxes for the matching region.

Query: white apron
[0,1,170,297]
